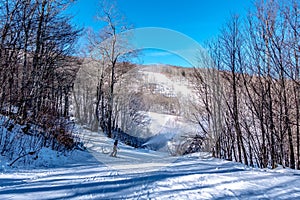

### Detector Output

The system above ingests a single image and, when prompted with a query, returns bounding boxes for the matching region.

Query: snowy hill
[73,63,201,153]
[138,64,196,116]
[117,65,201,152]
[1,128,300,199]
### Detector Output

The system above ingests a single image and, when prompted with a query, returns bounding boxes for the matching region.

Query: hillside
[73,63,202,153]
[137,64,196,116]
[131,65,202,152]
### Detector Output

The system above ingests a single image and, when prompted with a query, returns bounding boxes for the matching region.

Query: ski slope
[1,128,300,199]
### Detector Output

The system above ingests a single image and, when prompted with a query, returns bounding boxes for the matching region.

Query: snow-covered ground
[1,128,300,199]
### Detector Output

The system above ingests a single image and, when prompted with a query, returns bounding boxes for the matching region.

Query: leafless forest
[0,0,81,160]
[193,0,300,169]
[0,0,299,170]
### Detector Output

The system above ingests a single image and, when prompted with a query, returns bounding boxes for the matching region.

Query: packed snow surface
[1,128,300,199]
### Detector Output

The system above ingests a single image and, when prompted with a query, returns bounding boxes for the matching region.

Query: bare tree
[218,15,249,165]
[87,0,135,137]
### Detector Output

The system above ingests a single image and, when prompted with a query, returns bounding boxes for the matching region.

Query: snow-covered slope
[139,65,197,110]
[1,128,300,199]
[128,65,200,152]
[140,68,194,98]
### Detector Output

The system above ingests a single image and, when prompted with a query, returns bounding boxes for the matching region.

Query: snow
[141,68,195,100]
[134,66,202,152]
[141,111,201,152]
[1,128,300,199]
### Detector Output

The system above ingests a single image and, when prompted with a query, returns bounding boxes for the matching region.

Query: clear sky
[69,0,253,67]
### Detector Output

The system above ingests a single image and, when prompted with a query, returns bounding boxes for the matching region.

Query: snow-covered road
[1,129,300,199]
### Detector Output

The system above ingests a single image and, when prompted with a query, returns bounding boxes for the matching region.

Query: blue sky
[69,0,253,67]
